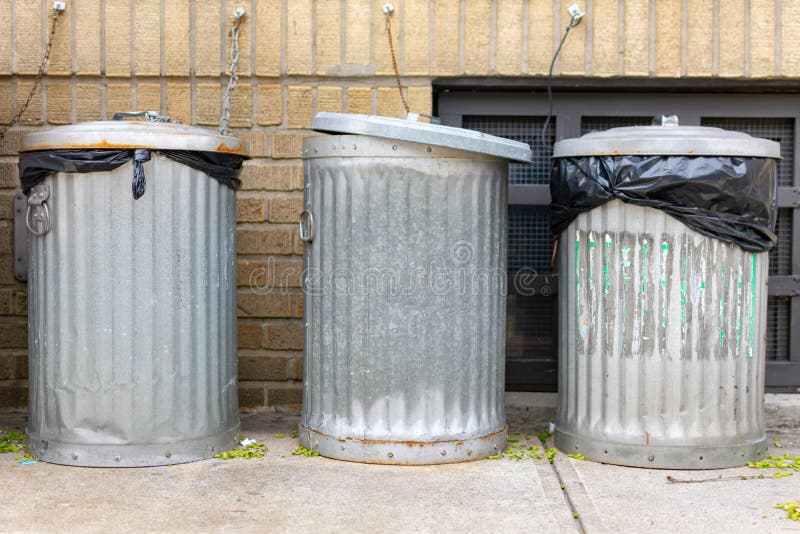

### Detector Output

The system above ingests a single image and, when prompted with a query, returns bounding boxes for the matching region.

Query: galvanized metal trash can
[18,114,248,467]
[299,112,531,464]
[551,119,779,469]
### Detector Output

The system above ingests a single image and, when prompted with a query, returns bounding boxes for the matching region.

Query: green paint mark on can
[749,253,757,359]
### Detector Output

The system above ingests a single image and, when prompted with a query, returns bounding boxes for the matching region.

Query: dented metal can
[22,121,244,467]
[299,115,531,464]
[555,200,769,469]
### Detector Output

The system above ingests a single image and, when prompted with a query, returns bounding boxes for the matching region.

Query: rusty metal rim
[299,424,508,465]
[26,424,241,468]
[554,426,767,470]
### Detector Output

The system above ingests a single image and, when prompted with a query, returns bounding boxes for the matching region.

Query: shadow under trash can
[298,112,531,464]
[18,112,248,467]
[551,116,780,469]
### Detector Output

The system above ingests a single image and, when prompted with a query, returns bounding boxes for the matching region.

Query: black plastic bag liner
[550,155,778,253]
[19,149,244,199]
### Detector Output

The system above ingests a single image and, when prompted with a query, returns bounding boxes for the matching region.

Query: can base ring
[26,423,241,467]
[298,424,508,465]
[554,426,767,470]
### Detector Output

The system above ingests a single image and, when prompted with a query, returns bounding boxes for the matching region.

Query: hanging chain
[0,6,65,141]
[383,4,410,115]
[220,7,246,135]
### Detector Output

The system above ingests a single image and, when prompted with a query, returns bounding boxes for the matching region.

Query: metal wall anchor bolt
[72,453,78,460]
[382,3,394,15]
[387,452,393,458]
[440,450,446,456]
[648,455,655,462]
[114,456,121,462]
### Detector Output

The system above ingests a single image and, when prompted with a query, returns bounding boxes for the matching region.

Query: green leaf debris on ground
[747,452,800,472]
[0,430,25,454]
[215,438,267,460]
[292,445,319,457]
[487,429,560,463]
[775,502,800,522]
[568,453,585,461]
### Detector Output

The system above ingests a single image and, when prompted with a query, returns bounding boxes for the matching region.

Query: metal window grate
[701,118,795,187]
[508,205,554,274]
[462,116,554,185]
[581,116,653,134]
[766,296,791,361]
[770,209,793,275]
[506,295,555,359]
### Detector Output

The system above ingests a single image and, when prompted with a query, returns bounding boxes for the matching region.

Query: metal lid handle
[112,111,172,123]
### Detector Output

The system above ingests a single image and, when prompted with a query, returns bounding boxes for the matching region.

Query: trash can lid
[311,112,532,162]
[20,114,248,156]
[553,116,780,159]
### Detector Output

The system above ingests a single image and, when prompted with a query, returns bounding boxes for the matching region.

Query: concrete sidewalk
[1,395,799,533]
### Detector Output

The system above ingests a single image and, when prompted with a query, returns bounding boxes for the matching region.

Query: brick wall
[0,0,797,409]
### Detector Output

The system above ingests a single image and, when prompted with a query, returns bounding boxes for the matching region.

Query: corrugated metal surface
[299,135,508,464]
[26,156,240,467]
[555,200,768,469]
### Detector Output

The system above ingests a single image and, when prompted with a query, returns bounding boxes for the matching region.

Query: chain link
[220,9,246,136]
[384,11,410,115]
[0,9,63,141]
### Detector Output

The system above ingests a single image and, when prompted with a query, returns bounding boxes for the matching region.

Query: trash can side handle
[299,209,314,243]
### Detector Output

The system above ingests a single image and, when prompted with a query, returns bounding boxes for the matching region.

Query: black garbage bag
[19,149,245,199]
[550,155,777,253]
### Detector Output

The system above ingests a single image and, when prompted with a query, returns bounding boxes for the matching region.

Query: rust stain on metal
[215,141,247,155]
[20,139,155,152]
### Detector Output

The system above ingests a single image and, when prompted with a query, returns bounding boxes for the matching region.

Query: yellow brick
[345,0,371,66]
[106,82,132,117]
[407,86,432,116]
[134,0,160,76]
[165,0,190,75]
[404,0,430,75]
[16,82,42,125]
[0,1,10,73]
[0,83,11,124]
[719,0,745,76]
[237,196,267,222]
[287,86,312,129]
[76,0,101,74]
[464,0,491,75]
[105,0,132,76]
[15,3,41,74]
[196,84,221,126]
[273,132,318,159]
[195,0,221,76]
[624,0,650,76]
[373,0,393,75]
[240,162,298,191]
[496,0,523,75]
[528,0,554,74]
[268,196,304,223]
[316,86,342,113]
[239,132,271,157]
[347,87,372,115]
[750,0,776,77]
[136,83,161,113]
[377,87,405,118]
[317,0,341,74]
[655,0,681,76]
[592,0,619,76]
[287,0,312,74]
[76,84,102,122]
[255,0,281,76]
[782,1,800,76]
[47,81,72,124]
[166,83,191,124]
[48,6,73,75]
[230,84,253,128]
[257,85,282,126]
[433,0,460,75]
[686,0,713,75]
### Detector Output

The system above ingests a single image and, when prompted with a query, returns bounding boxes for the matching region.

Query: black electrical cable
[540,14,584,150]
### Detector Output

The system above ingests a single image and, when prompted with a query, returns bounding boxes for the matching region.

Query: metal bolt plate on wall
[13,192,28,281]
